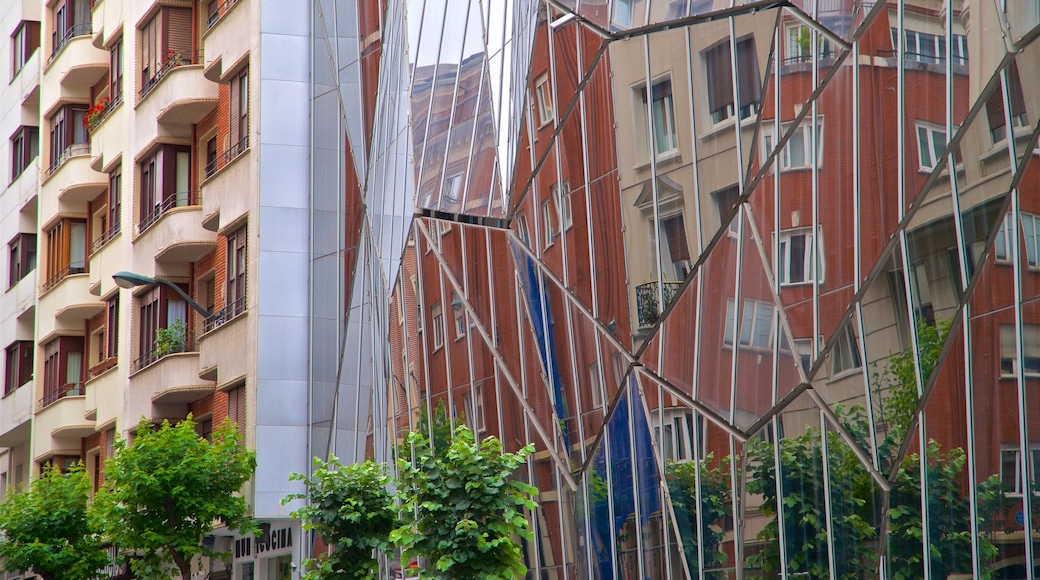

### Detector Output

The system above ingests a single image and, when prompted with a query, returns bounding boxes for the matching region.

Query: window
[138,145,191,232]
[4,341,33,396]
[48,105,88,172]
[588,361,605,409]
[785,23,833,63]
[762,120,824,171]
[463,385,485,433]
[704,37,760,125]
[1000,445,1040,496]
[999,324,1040,377]
[1020,212,1040,268]
[443,173,463,203]
[542,198,558,245]
[50,0,90,60]
[11,21,40,75]
[10,126,39,181]
[794,338,813,373]
[552,181,573,231]
[612,0,634,26]
[205,136,218,177]
[986,61,1028,144]
[110,37,123,101]
[138,7,192,97]
[650,408,705,462]
[229,68,250,153]
[227,384,246,440]
[451,293,465,338]
[225,226,247,319]
[108,169,121,236]
[431,302,444,349]
[913,121,948,172]
[42,336,84,407]
[636,79,678,157]
[713,184,740,235]
[778,227,823,285]
[535,75,554,126]
[994,213,1013,262]
[515,213,530,246]
[725,298,775,348]
[909,260,935,326]
[43,219,86,291]
[831,325,862,375]
[106,295,119,362]
[892,28,968,65]
[8,233,37,288]
[653,214,692,281]
[135,284,190,370]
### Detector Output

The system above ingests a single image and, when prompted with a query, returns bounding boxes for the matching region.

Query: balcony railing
[139,49,204,100]
[45,143,90,179]
[782,49,839,65]
[86,90,122,133]
[204,136,249,177]
[206,0,239,30]
[39,382,84,409]
[41,263,88,293]
[91,222,121,254]
[137,190,201,234]
[876,49,968,66]
[635,280,684,328]
[203,295,246,333]
[132,337,198,373]
[89,356,117,378]
[49,23,92,63]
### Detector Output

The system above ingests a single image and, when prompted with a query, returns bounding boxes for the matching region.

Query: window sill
[825,367,862,384]
[779,280,823,288]
[980,128,1033,164]
[999,373,1040,380]
[632,149,682,172]
[699,115,757,142]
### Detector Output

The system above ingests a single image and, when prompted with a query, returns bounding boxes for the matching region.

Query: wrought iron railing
[86,90,122,133]
[782,48,839,65]
[42,263,88,293]
[49,23,92,63]
[635,280,683,328]
[39,382,84,409]
[91,222,121,253]
[137,190,201,234]
[203,296,247,333]
[139,49,204,99]
[876,49,968,66]
[46,143,90,178]
[132,337,198,373]
[204,136,249,177]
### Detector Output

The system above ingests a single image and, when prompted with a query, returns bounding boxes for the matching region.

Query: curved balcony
[634,280,684,328]
[202,0,249,81]
[47,25,108,91]
[3,270,37,322]
[129,343,211,420]
[88,92,126,170]
[201,140,251,230]
[42,145,105,221]
[9,157,39,211]
[133,192,217,273]
[38,271,92,339]
[35,385,91,449]
[14,51,40,106]
[84,359,123,427]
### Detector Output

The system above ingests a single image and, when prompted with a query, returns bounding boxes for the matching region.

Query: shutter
[228,386,246,440]
[229,79,239,149]
[705,42,732,114]
[162,146,176,204]
[1008,60,1025,118]
[986,81,1007,133]
[663,216,691,263]
[18,342,32,387]
[28,21,41,55]
[166,8,193,60]
[736,37,760,108]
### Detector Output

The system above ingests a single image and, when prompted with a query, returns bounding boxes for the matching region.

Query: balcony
[45,143,91,181]
[139,50,206,101]
[203,296,246,333]
[8,157,39,211]
[134,53,217,153]
[132,191,216,274]
[91,221,121,254]
[201,138,251,229]
[34,384,92,448]
[634,280,684,327]
[129,341,209,421]
[4,269,37,321]
[132,337,198,373]
[84,361,123,426]
[139,190,200,234]
[202,0,248,81]
[48,23,93,65]
[42,265,88,294]
[38,271,92,340]
[14,51,40,106]
[39,382,84,410]
[0,383,33,447]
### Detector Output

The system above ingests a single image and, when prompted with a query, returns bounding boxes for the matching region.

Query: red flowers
[83,97,111,132]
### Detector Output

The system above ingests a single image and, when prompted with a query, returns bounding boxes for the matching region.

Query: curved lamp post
[112,271,212,318]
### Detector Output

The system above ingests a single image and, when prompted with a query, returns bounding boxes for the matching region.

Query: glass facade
[321,0,1040,577]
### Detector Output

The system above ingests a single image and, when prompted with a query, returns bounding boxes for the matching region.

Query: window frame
[1019,212,1040,268]
[762,119,824,171]
[451,293,466,339]
[704,37,760,126]
[463,385,485,433]
[10,126,39,182]
[650,407,705,463]
[11,21,41,76]
[724,298,776,349]
[777,227,824,286]
[431,302,444,350]
[225,225,248,320]
[4,341,33,396]
[831,324,862,376]
[1000,444,1040,497]
[8,233,37,289]
[535,74,554,126]
[999,323,1040,378]
[41,336,85,407]
[542,197,558,246]
[551,181,573,231]
[914,121,948,172]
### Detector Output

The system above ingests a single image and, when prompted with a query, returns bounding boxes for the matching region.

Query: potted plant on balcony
[84,97,110,134]
[152,319,190,359]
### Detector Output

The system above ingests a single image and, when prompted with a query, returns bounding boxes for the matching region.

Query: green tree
[0,464,110,580]
[391,425,538,579]
[91,417,257,580]
[285,457,396,580]
[665,454,731,578]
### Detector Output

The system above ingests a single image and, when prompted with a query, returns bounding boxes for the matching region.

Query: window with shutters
[138,145,193,232]
[10,126,39,182]
[713,184,740,235]
[651,214,692,281]
[42,219,86,292]
[49,0,90,61]
[11,21,40,76]
[110,37,124,103]
[777,227,823,286]
[227,385,246,441]
[134,283,192,371]
[986,61,1028,144]
[1000,324,1040,378]
[229,68,250,157]
[703,37,760,125]
[224,225,247,320]
[138,7,195,99]
[634,78,679,160]
[4,341,33,396]
[47,105,88,174]
[8,233,36,288]
[41,336,84,408]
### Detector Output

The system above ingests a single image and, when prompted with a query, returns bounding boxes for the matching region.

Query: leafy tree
[0,464,110,580]
[665,454,731,578]
[91,417,257,580]
[285,457,396,580]
[391,425,538,579]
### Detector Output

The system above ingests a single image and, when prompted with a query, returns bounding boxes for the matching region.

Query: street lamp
[112,271,212,318]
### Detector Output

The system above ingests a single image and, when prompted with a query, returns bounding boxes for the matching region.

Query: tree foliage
[665,454,731,578]
[0,464,109,580]
[285,458,396,580]
[391,425,538,579]
[91,417,257,580]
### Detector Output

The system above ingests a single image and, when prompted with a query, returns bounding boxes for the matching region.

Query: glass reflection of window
[794,338,812,373]
[892,28,968,65]
[551,181,572,230]
[451,293,465,339]
[443,174,462,203]
[535,75,553,126]
[651,214,691,281]
[636,79,678,158]
[463,385,484,433]
[588,361,604,409]
[514,213,530,246]
[725,298,774,349]
[612,0,633,27]
[431,302,444,349]
[831,325,862,375]
[914,121,947,172]
[713,184,740,235]
[1019,212,1040,268]
[650,408,704,462]
[784,24,832,63]
[986,61,1028,144]
[994,213,1013,263]
[762,120,823,171]
[1000,445,1040,496]
[999,324,1040,377]
[777,227,823,286]
[704,37,759,125]
[542,198,558,246]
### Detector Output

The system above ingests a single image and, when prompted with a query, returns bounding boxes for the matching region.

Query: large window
[636,79,678,158]
[138,145,192,232]
[139,7,193,97]
[50,0,90,60]
[135,284,190,370]
[999,324,1040,378]
[225,225,247,319]
[11,21,40,76]
[777,227,823,286]
[229,68,250,154]
[986,61,1028,144]
[43,219,86,291]
[42,336,84,407]
[762,120,824,171]
[704,37,760,125]
[725,298,775,349]
[1001,444,1040,497]
[110,37,124,102]
[892,28,968,65]
[8,233,36,288]
[4,341,33,396]
[11,126,39,182]
[48,105,88,173]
